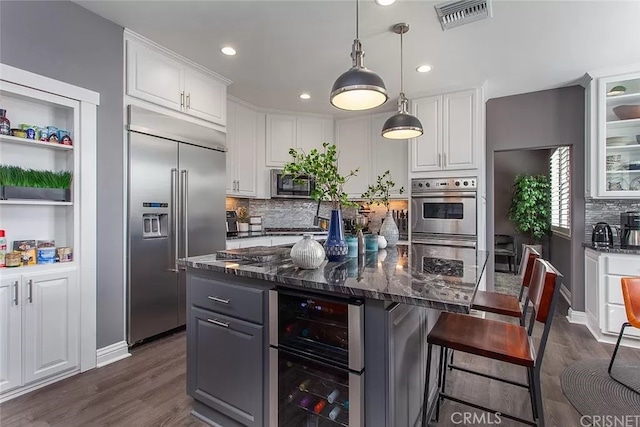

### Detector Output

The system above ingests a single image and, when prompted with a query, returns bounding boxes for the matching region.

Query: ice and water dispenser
[141,202,169,239]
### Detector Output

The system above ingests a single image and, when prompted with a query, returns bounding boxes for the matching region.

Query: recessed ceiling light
[299,93,311,100]
[221,46,236,56]
[375,0,396,5]
[416,65,433,73]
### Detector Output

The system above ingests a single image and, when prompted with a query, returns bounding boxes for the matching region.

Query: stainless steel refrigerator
[127,106,226,344]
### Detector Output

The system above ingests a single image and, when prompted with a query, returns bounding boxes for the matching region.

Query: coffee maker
[620,211,640,248]
[226,210,238,235]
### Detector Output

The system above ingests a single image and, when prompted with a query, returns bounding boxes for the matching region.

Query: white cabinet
[585,68,640,198]
[0,278,21,394]
[226,100,258,197]
[265,114,333,167]
[584,249,600,331]
[371,113,409,196]
[411,89,479,172]
[335,116,372,198]
[0,269,78,395]
[125,32,228,127]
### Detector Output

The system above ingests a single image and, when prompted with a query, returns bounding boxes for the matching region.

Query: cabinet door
[184,67,226,125]
[371,113,408,197]
[266,114,297,167]
[23,270,79,384]
[0,277,22,394]
[188,307,264,427]
[126,40,184,111]
[235,103,258,196]
[336,116,372,198]
[584,251,599,329]
[442,89,477,170]
[297,117,333,153]
[226,101,238,195]
[411,96,442,172]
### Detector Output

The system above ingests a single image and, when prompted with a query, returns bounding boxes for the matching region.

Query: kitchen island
[180,244,488,427]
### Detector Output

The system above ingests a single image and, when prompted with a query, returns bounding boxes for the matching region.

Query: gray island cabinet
[181,245,488,427]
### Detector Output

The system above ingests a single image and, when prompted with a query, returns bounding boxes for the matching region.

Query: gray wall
[486,86,586,311]
[494,149,551,266]
[0,1,125,348]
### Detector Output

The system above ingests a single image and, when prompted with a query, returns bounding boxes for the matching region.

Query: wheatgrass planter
[1,185,71,202]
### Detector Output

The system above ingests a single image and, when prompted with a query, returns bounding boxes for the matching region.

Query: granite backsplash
[584,198,640,241]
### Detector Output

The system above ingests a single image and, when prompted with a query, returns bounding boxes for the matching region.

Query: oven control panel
[411,177,477,193]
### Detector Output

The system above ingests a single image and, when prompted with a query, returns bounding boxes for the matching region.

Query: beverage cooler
[269,289,364,427]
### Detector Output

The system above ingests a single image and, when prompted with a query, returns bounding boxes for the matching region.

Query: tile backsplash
[584,198,640,240]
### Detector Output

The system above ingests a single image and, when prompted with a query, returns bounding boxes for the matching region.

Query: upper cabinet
[586,68,640,198]
[125,31,230,127]
[226,99,258,197]
[265,114,333,167]
[411,89,480,172]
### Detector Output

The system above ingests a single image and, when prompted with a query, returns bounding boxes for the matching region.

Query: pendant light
[382,23,423,139]
[330,0,388,111]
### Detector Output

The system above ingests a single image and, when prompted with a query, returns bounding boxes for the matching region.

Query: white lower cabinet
[0,269,79,398]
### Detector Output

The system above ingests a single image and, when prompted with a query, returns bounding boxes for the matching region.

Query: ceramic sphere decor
[377,235,388,249]
[380,211,400,246]
[290,235,326,269]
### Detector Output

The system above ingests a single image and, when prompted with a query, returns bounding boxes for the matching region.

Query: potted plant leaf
[0,165,72,202]
[283,142,359,262]
[236,206,250,232]
[361,170,405,247]
[508,174,551,257]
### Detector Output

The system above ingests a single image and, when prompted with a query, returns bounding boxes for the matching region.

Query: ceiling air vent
[434,0,492,31]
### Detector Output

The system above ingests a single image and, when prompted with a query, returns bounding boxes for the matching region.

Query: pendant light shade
[330,1,388,111]
[382,23,423,139]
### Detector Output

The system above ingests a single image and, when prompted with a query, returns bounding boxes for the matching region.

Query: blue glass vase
[324,209,348,262]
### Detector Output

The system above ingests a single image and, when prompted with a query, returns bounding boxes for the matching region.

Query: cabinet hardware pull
[443,153,447,166]
[438,153,442,167]
[237,180,240,191]
[186,93,191,109]
[180,91,185,108]
[27,279,33,303]
[13,281,19,305]
[207,318,229,328]
[208,296,230,304]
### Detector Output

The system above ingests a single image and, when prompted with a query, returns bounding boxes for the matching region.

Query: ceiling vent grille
[434,0,492,31]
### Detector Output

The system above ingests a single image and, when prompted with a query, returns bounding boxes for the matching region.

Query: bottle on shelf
[327,389,340,404]
[299,396,313,409]
[298,379,311,391]
[313,400,326,414]
[0,230,6,268]
[329,406,342,420]
[287,389,300,403]
[0,109,10,135]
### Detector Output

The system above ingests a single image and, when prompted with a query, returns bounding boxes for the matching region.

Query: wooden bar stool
[608,276,640,392]
[472,246,540,325]
[421,258,562,427]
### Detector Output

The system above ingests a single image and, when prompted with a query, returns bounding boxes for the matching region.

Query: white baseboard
[96,341,131,367]
[560,283,572,306]
[566,308,588,325]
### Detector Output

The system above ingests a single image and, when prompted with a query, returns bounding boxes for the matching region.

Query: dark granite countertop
[582,243,640,255]
[226,232,268,240]
[179,245,489,313]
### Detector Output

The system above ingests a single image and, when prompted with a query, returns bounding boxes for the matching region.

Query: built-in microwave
[271,169,316,199]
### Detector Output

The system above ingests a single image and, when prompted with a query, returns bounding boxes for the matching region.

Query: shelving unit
[606,117,640,128]
[0,200,73,206]
[0,134,74,150]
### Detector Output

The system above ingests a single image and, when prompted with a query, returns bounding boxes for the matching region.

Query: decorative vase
[380,211,399,247]
[238,222,249,232]
[377,235,388,249]
[290,235,325,269]
[325,209,348,262]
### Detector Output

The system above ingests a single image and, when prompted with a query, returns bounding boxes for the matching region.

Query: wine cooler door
[269,347,363,427]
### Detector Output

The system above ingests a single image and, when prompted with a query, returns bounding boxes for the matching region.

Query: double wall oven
[410,177,478,278]
[269,289,364,427]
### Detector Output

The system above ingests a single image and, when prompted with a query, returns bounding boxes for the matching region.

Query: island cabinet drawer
[190,276,264,325]
[604,255,640,276]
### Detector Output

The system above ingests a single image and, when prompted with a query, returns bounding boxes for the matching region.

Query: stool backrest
[527,258,561,324]
[621,277,640,328]
[521,247,541,290]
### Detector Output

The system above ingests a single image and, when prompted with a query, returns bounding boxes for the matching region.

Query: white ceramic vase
[290,235,325,269]
[377,235,388,249]
[379,211,399,247]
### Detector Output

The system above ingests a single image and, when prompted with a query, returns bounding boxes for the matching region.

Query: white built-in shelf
[607,117,640,129]
[0,200,73,206]
[0,134,74,150]
[606,169,640,174]
[606,144,640,152]
[0,262,77,276]
[607,93,640,105]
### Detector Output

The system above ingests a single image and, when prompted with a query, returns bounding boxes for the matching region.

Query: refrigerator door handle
[169,168,179,273]
[180,169,189,266]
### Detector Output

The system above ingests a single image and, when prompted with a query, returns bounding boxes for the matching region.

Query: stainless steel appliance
[226,210,238,235]
[271,169,316,198]
[269,289,364,426]
[591,222,614,247]
[127,106,226,344]
[410,177,477,237]
[620,211,640,248]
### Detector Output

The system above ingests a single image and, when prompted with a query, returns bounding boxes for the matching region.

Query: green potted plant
[0,165,72,202]
[508,174,551,255]
[236,206,250,232]
[361,170,405,247]
[283,142,359,262]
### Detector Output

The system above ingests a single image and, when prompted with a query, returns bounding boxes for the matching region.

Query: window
[550,146,571,235]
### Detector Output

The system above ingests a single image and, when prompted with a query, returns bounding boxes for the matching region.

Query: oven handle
[412,238,477,249]
[411,191,477,198]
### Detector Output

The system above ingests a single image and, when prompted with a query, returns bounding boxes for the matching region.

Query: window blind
[550,146,571,235]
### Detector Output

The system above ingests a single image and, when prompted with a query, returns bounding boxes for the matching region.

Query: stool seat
[428,312,535,367]
[472,290,522,318]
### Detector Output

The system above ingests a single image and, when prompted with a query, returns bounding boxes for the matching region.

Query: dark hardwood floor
[1,298,638,427]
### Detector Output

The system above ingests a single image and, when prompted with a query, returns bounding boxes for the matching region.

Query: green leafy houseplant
[283,142,359,210]
[0,165,72,189]
[236,206,249,223]
[508,174,551,243]
[361,170,404,211]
